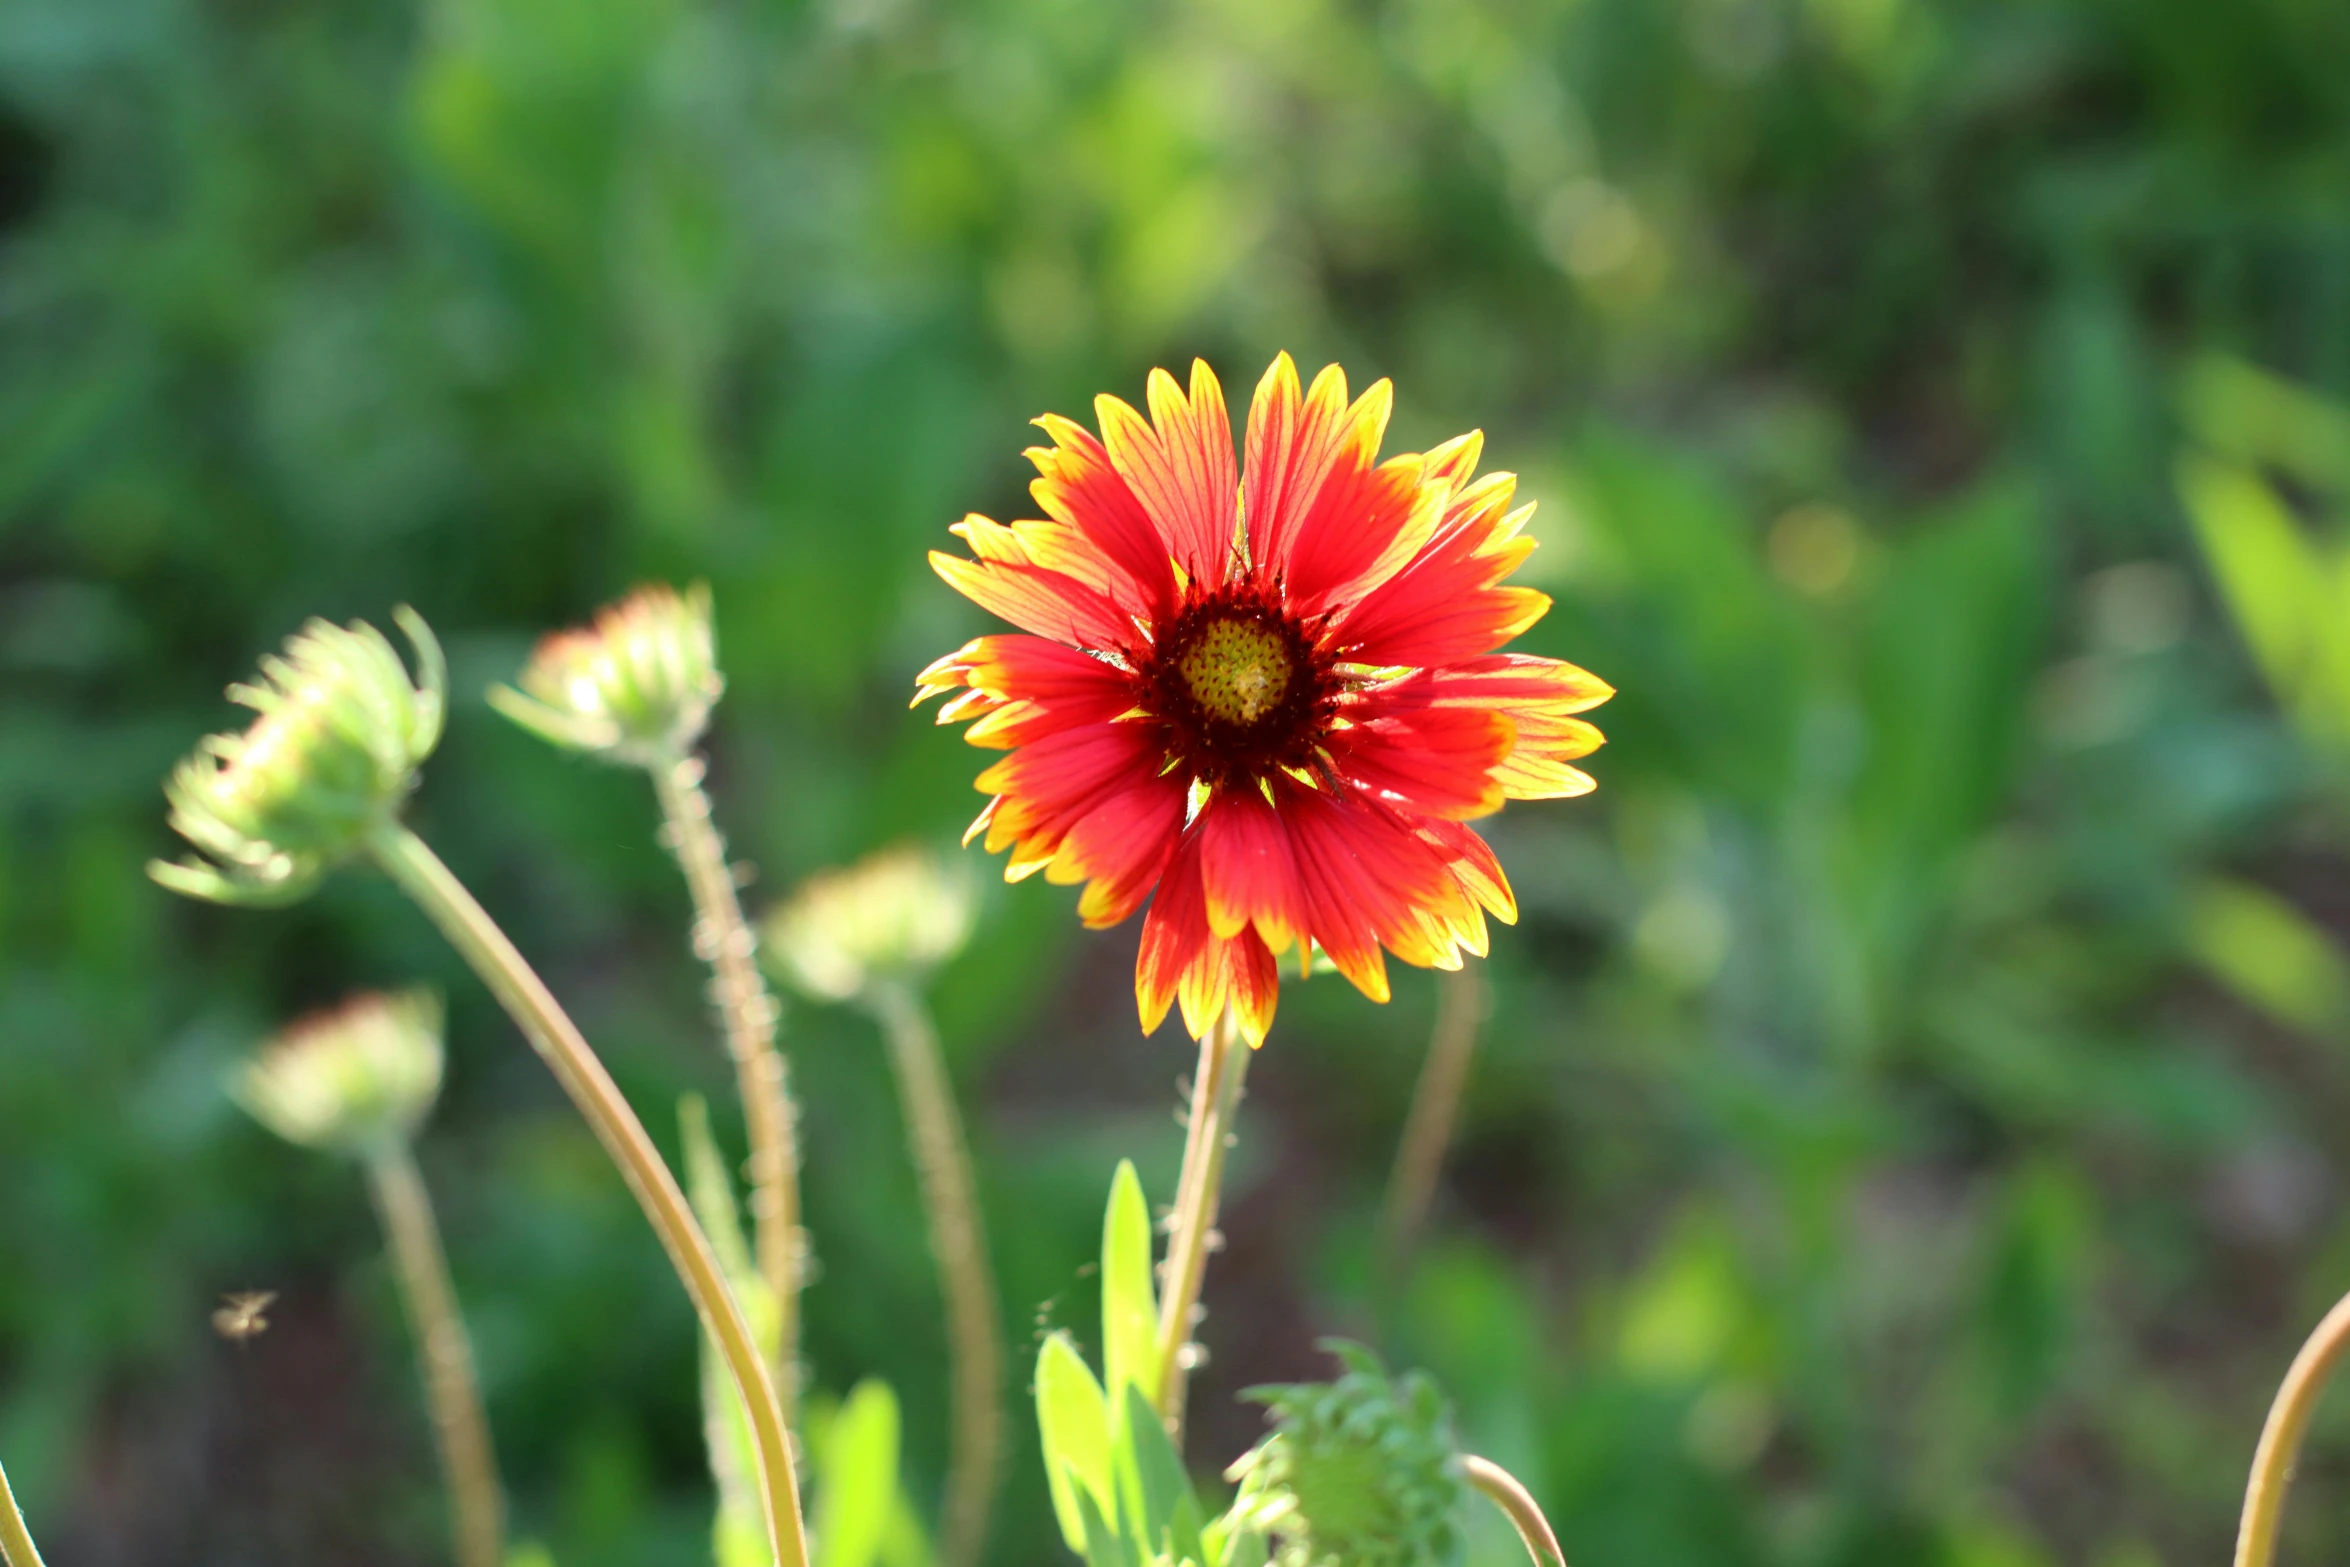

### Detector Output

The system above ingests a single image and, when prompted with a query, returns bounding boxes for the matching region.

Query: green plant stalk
[367,1142,505,1567]
[653,754,803,1418]
[870,981,1002,1567]
[1381,965,1486,1271]
[2236,1284,2350,1567]
[1465,1454,1567,1567]
[1154,1005,1249,1442]
[366,822,810,1567]
[0,1460,44,1567]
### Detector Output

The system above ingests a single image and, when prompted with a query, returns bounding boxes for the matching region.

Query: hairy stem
[1381,966,1487,1271]
[367,823,810,1567]
[367,1144,505,1567]
[0,1460,44,1567]
[1154,1006,1250,1443]
[653,754,802,1417]
[1465,1454,1567,1567]
[2236,1285,2350,1567]
[871,982,1002,1567]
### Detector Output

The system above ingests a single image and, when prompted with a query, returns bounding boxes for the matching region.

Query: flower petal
[1324,700,1516,820]
[1242,355,1355,575]
[1094,360,1238,593]
[931,517,1135,650]
[1048,770,1187,928]
[973,720,1168,867]
[1136,833,1282,1043]
[917,635,1140,749]
[1322,477,1550,667]
[1028,415,1181,620]
[1195,787,1306,952]
[1375,655,1613,799]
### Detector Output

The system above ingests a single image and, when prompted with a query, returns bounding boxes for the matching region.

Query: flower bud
[235,989,446,1157]
[151,609,446,907]
[1226,1342,1469,1567]
[489,583,722,766]
[764,845,976,1003]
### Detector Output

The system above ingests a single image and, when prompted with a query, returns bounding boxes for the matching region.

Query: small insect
[212,1291,278,1342]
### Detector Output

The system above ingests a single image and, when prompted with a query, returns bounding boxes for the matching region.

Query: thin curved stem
[871,983,1002,1567]
[2236,1284,2350,1567]
[654,754,803,1419]
[1464,1454,1566,1567]
[1381,965,1487,1272]
[1154,1006,1249,1444]
[0,1460,44,1567]
[368,1143,505,1567]
[367,823,810,1567]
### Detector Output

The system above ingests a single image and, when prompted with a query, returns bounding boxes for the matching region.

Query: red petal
[1242,355,1353,575]
[1095,360,1238,592]
[973,721,1167,864]
[1195,788,1306,952]
[1324,700,1515,820]
[930,548,1132,651]
[1322,477,1551,666]
[1377,655,1612,799]
[925,636,1139,750]
[1048,771,1186,928]
[1275,781,1489,1000]
[1028,416,1180,621]
[1136,831,1283,1043]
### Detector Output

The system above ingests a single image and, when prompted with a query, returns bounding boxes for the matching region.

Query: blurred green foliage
[6,0,2350,1562]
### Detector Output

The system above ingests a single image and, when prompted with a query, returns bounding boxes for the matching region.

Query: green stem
[1154,1006,1249,1444]
[871,982,1002,1567]
[367,1143,505,1567]
[1381,965,1487,1272]
[0,1460,44,1567]
[1464,1454,1567,1567]
[653,754,803,1421]
[2236,1284,2350,1567]
[367,822,810,1567]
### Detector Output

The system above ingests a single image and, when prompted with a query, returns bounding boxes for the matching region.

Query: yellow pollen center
[1179,618,1292,725]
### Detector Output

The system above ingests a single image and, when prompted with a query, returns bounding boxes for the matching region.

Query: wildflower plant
[148,609,813,1567]
[769,847,1000,1567]
[235,991,505,1567]
[80,360,1632,1567]
[494,583,808,1418]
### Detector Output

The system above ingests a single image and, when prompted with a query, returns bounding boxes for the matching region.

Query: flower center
[1179,617,1293,726]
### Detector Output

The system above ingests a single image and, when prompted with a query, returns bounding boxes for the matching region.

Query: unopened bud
[151,609,445,907]
[763,844,976,1004]
[235,988,445,1157]
[489,583,722,766]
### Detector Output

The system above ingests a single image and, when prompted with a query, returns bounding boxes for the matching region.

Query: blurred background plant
[5,0,2350,1562]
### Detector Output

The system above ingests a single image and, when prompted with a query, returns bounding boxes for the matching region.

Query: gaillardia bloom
[917,356,1611,1043]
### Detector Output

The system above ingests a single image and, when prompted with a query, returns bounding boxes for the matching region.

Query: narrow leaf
[1101,1160,1160,1408]
[1036,1331,1115,1555]
[817,1380,903,1567]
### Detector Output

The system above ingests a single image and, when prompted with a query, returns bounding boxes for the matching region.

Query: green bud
[489,583,722,766]
[235,988,445,1157]
[151,608,446,907]
[1226,1342,1470,1567]
[764,845,976,1003]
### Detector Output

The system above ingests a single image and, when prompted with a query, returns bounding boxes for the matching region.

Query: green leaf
[817,1380,903,1567]
[1076,1481,1141,1567]
[1036,1331,1115,1556]
[1101,1159,1160,1409]
[1116,1382,1205,1567]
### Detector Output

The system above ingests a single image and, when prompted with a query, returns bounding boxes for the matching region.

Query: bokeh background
[8,0,2350,1561]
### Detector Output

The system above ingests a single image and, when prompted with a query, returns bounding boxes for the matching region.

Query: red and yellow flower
[916,355,1611,1044]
